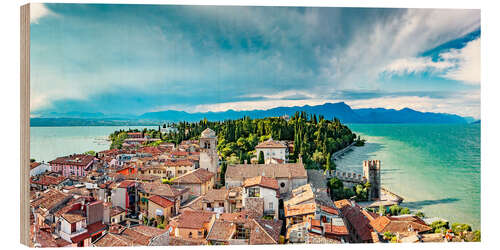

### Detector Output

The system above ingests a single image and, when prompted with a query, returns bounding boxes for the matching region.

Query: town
[29,115,480,247]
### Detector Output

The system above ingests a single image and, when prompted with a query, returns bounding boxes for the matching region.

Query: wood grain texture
[20,3,30,246]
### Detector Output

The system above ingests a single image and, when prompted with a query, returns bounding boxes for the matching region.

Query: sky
[30,4,481,119]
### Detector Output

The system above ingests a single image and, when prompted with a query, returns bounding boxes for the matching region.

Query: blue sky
[30,4,481,119]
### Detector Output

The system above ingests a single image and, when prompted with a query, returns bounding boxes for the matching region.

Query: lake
[336,123,480,230]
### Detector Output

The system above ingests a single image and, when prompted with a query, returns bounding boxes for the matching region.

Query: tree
[258,151,265,164]
[430,220,449,233]
[220,162,228,185]
[451,223,472,234]
[415,211,425,218]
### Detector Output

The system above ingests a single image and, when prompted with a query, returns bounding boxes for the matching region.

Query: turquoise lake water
[30,126,156,163]
[335,123,480,230]
[30,124,480,229]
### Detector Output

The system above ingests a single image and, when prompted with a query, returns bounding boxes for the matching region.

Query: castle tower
[363,160,381,200]
[200,128,219,175]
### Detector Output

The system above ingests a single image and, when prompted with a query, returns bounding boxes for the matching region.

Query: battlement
[363,160,380,169]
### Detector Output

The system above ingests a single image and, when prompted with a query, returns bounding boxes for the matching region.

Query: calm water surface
[335,123,480,230]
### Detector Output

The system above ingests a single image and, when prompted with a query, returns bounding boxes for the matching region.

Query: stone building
[362,160,381,200]
[199,128,219,176]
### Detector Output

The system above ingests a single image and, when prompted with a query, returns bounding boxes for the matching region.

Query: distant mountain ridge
[31,102,469,126]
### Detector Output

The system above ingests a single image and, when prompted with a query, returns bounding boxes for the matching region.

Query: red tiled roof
[174,168,214,184]
[320,205,339,215]
[30,162,42,169]
[71,232,91,243]
[118,180,136,188]
[177,210,214,229]
[243,176,279,190]
[369,215,432,235]
[87,222,107,235]
[341,204,374,242]
[48,154,94,167]
[255,139,287,148]
[325,224,349,236]
[31,175,68,186]
[148,195,174,208]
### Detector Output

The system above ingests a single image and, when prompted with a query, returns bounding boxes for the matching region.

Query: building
[137,182,189,216]
[369,215,432,238]
[363,160,381,200]
[242,176,279,218]
[336,200,378,243]
[110,180,138,213]
[49,154,95,177]
[30,161,51,176]
[173,168,215,196]
[255,138,287,164]
[201,188,229,213]
[225,162,307,195]
[92,224,168,247]
[147,195,175,225]
[103,202,126,225]
[174,210,216,239]
[199,128,219,175]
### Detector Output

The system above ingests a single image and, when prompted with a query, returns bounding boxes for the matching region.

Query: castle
[199,128,219,177]
[363,160,381,200]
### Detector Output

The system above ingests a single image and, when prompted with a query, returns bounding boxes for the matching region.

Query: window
[219,202,224,207]
[198,231,202,237]
[189,232,192,238]
[269,202,273,210]
[248,187,260,197]
[112,218,115,223]
[71,222,76,233]
[280,182,285,188]
[207,203,212,208]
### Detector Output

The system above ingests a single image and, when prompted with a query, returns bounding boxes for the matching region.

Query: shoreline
[334,134,480,230]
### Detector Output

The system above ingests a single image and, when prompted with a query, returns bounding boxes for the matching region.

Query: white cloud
[320,9,480,88]
[30,3,54,24]
[384,57,454,75]
[442,38,481,84]
[383,38,481,85]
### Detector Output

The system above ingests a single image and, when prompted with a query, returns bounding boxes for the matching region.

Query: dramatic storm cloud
[30,4,481,118]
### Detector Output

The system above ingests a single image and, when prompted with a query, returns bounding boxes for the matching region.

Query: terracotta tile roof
[249,219,282,244]
[71,232,90,243]
[340,204,374,242]
[93,232,136,247]
[285,184,315,207]
[320,205,339,215]
[226,162,307,180]
[62,211,86,224]
[117,180,136,188]
[174,168,214,184]
[139,182,187,197]
[207,220,236,242]
[31,175,68,186]
[149,195,175,208]
[255,139,287,148]
[324,223,349,236]
[150,235,207,246]
[177,210,214,229]
[87,222,107,235]
[110,206,126,217]
[94,225,167,247]
[333,199,351,209]
[31,226,72,247]
[30,162,42,169]
[48,154,94,167]
[254,219,282,243]
[369,215,432,235]
[284,202,317,217]
[31,189,70,211]
[202,188,229,202]
[244,176,279,190]
[164,159,194,167]
[171,151,189,156]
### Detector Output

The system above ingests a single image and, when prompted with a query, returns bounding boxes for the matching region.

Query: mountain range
[31,102,474,126]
